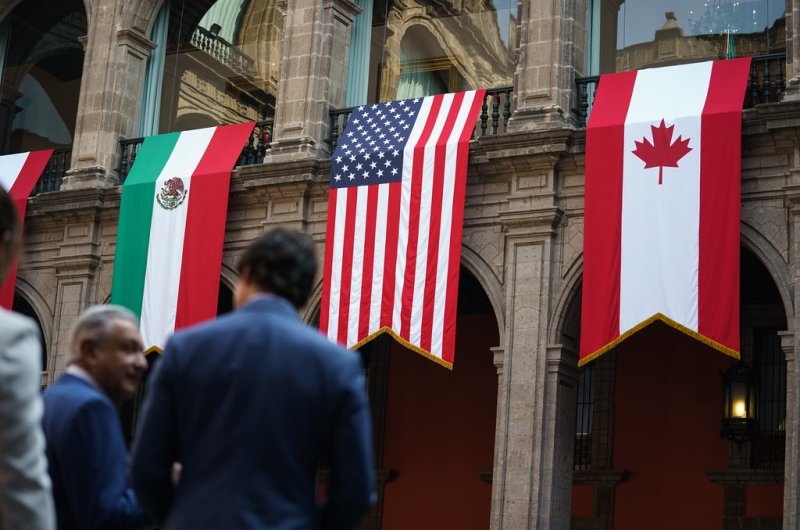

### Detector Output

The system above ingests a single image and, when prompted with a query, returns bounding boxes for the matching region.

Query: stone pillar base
[507,106,571,132]
[60,166,111,191]
[264,137,325,164]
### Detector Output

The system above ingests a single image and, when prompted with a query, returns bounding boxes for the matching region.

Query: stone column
[785,0,800,99]
[492,189,576,529]
[62,0,156,190]
[266,0,359,161]
[508,0,583,130]
[780,330,798,529]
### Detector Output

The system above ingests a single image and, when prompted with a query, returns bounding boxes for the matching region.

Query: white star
[356,163,363,171]
[391,167,398,175]
[335,156,342,163]
[363,172,370,179]
[348,172,355,180]
[377,169,384,177]
[370,161,377,169]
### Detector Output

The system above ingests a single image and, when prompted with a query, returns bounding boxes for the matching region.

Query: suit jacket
[42,374,150,530]
[131,295,376,530]
[0,309,55,530]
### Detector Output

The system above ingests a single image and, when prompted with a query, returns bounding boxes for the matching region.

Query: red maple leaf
[632,119,692,185]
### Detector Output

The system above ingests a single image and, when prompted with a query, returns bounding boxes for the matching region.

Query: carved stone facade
[8,0,800,528]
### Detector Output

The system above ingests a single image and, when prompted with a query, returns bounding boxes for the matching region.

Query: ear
[79,337,98,361]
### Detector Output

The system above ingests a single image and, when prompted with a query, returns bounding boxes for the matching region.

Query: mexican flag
[112,123,253,351]
[0,150,53,308]
[580,58,751,366]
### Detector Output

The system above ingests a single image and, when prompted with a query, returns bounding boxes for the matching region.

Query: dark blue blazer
[42,374,150,530]
[131,295,376,530]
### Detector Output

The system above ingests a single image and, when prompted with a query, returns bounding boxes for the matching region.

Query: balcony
[327,86,514,149]
[117,120,273,184]
[574,53,786,127]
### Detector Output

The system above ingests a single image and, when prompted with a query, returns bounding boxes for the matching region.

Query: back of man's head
[69,305,139,362]
[0,186,20,283]
[236,227,317,309]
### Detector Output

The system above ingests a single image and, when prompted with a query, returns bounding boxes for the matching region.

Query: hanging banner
[319,90,486,369]
[580,58,751,366]
[0,150,53,308]
[112,123,254,351]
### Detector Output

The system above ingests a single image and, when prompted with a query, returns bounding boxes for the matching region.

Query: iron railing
[328,86,514,149]
[574,52,787,127]
[31,148,71,196]
[118,120,273,184]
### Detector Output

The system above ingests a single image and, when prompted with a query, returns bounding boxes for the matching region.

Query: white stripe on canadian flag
[581,58,751,366]
[620,61,711,333]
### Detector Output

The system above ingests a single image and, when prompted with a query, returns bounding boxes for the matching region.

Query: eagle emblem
[156,177,188,210]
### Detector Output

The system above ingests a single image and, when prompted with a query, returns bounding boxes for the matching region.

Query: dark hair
[0,186,20,282]
[237,227,317,308]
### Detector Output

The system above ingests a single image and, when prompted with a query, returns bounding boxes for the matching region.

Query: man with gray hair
[42,305,151,530]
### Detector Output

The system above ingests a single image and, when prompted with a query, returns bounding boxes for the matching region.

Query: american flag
[319,90,485,368]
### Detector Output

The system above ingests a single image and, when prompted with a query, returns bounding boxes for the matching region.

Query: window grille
[574,363,594,470]
[751,330,786,470]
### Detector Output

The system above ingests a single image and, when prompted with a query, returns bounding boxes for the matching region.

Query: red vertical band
[698,58,750,353]
[580,71,637,363]
[174,122,254,329]
[1,150,53,309]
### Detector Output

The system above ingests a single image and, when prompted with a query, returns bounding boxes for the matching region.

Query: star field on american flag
[330,97,424,189]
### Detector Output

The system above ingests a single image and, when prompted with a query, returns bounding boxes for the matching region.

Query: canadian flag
[0,150,53,309]
[580,58,751,366]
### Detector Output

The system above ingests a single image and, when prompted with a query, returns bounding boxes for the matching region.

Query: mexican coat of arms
[156,177,188,210]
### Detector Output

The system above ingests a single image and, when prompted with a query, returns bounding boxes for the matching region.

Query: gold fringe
[144,345,163,356]
[578,312,740,367]
[350,327,453,370]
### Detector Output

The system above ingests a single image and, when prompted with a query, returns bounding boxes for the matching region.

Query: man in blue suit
[132,227,376,530]
[42,305,151,530]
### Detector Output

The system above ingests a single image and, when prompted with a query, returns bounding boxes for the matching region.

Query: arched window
[0,0,85,153]
[12,292,46,372]
[154,0,284,134]
[348,0,516,105]
[587,0,784,74]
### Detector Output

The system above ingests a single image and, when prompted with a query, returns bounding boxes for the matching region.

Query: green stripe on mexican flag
[112,123,254,351]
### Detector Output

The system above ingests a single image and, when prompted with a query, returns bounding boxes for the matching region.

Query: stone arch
[0,0,91,25]
[460,244,504,341]
[303,245,505,341]
[548,221,796,354]
[122,0,164,36]
[549,250,583,351]
[741,221,793,328]
[13,277,54,368]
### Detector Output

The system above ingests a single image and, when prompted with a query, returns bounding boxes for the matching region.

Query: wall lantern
[720,361,757,445]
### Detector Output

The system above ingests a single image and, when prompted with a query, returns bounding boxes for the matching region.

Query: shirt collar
[65,364,101,391]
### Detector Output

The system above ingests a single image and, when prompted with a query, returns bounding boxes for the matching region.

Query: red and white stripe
[581,58,750,365]
[320,90,484,367]
[0,150,53,308]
